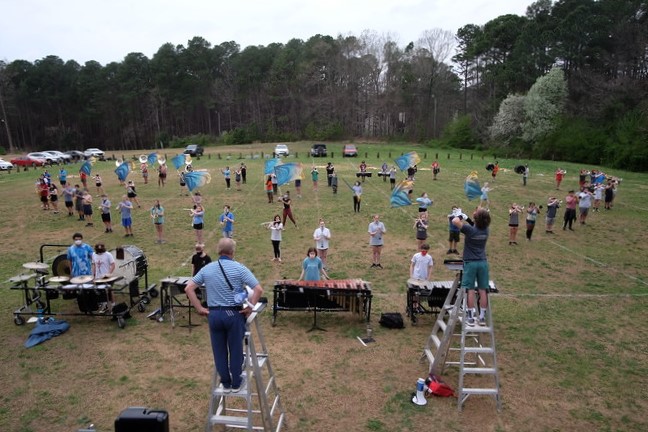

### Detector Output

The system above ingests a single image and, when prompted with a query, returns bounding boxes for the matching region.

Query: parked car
[64,150,85,161]
[28,152,60,165]
[0,159,14,171]
[10,155,47,167]
[84,148,106,160]
[343,144,358,157]
[310,143,327,157]
[184,144,204,157]
[45,150,72,163]
[274,144,289,157]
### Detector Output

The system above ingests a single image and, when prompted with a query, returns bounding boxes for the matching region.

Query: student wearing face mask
[67,233,94,277]
[92,243,117,307]
[409,243,433,281]
[313,219,331,270]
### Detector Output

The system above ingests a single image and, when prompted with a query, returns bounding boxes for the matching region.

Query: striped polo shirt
[192,256,258,307]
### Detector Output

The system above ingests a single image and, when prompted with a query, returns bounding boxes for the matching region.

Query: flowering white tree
[522,67,567,142]
[489,93,526,144]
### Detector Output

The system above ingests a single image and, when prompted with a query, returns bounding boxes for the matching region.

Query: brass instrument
[139,154,148,164]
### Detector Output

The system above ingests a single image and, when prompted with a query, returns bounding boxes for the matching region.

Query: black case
[114,407,169,432]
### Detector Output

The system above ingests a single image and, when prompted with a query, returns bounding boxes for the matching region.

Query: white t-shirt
[410,252,434,280]
[269,222,284,241]
[313,226,331,250]
[578,192,592,208]
[92,252,115,279]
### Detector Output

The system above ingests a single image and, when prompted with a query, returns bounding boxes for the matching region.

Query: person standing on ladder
[452,208,491,327]
[185,238,264,393]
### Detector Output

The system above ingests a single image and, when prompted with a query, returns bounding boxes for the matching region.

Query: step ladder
[422,272,501,411]
[206,303,286,431]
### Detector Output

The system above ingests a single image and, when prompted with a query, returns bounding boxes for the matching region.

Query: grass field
[0,141,647,432]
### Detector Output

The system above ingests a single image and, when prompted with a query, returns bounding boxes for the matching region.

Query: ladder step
[462,367,497,375]
[463,347,494,354]
[464,325,492,333]
[423,348,435,363]
[429,334,441,349]
[460,388,499,395]
[209,414,250,427]
[437,320,447,332]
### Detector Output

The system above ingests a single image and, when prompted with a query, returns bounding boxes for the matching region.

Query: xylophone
[273,279,372,331]
[355,172,372,178]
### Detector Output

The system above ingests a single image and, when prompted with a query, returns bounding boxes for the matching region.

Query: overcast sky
[0,0,530,65]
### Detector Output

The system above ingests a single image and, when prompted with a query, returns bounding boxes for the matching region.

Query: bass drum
[52,254,71,277]
[110,245,147,283]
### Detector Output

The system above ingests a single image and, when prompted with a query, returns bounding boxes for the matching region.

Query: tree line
[0,0,646,170]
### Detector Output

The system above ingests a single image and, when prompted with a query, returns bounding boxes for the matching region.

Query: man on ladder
[451,208,491,326]
[186,238,264,393]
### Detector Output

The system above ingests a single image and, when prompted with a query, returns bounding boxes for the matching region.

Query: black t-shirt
[192,253,212,277]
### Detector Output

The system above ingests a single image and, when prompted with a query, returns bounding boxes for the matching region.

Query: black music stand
[307,291,326,332]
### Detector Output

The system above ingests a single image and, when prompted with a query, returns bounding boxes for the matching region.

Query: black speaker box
[114,407,169,432]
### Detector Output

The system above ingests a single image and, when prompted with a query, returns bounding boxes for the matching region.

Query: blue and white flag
[274,162,303,186]
[264,158,281,175]
[171,154,186,170]
[114,162,130,182]
[184,171,211,192]
[394,152,421,171]
[79,161,92,175]
[464,171,481,201]
[390,180,414,207]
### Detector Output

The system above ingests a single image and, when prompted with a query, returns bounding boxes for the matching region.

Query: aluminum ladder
[205,303,286,431]
[457,293,501,411]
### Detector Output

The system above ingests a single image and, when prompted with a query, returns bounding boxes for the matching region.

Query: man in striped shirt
[186,238,264,393]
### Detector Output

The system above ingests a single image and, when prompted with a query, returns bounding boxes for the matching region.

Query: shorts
[545,217,555,225]
[50,195,58,202]
[579,207,589,216]
[96,183,102,187]
[122,217,132,228]
[508,224,518,228]
[416,233,427,241]
[127,192,136,198]
[461,260,489,290]
[60,180,67,185]
[418,208,427,213]
[65,200,73,208]
[83,204,93,215]
[295,179,301,187]
[180,182,186,187]
[448,231,460,242]
[101,213,111,223]
[40,196,48,203]
[159,173,167,179]
[193,223,204,230]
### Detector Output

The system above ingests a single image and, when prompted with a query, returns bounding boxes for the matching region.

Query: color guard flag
[464,171,481,201]
[147,153,158,166]
[171,154,185,170]
[390,180,414,207]
[394,152,421,171]
[264,158,281,175]
[114,162,130,182]
[184,171,211,192]
[274,162,303,186]
[79,161,92,175]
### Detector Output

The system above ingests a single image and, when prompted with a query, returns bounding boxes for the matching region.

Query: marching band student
[313,219,331,269]
[414,212,429,250]
[447,206,462,254]
[555,168,565,190]
[409,243,434,314]
[150,200,165,243]
[368,214,386,269]
[191,243,212,277]
[508,203,523,245]
[578,188,594,225]
[117,195,134,237]
[480,183,492,208]
[352,181,362,213]
[268,215,284,262]
[545,197,561,234]
[563,190,578,231]
[415,192,433,214]
[191,204,205,244]
[298,247,329,281]
[100,194,113,233]
[525,202,540,241]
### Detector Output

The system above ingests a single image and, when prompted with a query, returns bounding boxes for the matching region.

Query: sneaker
[466,317,476,327]
[478,317,486,326]
[278,258,282,262]
[219,384,232,394]
[452,249,459,254]
[232,375,246,393]
[376,264,383,269]
[446,249,453,254]
[370,263,376,268]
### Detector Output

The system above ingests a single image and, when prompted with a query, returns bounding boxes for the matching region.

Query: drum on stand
[111,245,147,283]
[52,255,71,278]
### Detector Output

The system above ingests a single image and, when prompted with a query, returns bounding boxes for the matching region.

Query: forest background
[0,0,647,171]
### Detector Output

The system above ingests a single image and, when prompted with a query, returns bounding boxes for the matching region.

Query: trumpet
[139,154,148,164]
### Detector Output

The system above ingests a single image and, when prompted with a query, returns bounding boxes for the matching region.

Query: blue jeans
[208,309,245,388]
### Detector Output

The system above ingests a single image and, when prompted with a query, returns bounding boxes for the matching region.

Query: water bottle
[234,290,248,305]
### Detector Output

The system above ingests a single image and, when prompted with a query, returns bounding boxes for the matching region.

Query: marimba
[355,172,372,178]
[273,279,372,331]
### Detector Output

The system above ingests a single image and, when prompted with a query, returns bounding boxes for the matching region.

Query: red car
[10,155,47,167]
[343,144,358,157]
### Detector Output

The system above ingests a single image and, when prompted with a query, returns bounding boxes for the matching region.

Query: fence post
[447,153,450,159]
[424,152,427,159]
[377,152,380,159]
[471,154,473,160]
[217,153,221,160]
[460,153,462,160]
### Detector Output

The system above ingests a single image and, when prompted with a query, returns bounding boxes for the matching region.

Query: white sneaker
[232,375,246,393]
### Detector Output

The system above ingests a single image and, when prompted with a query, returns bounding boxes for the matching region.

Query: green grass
[0,141,647,431]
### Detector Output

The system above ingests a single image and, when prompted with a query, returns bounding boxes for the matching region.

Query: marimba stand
[206,303,285,431]
[421,263,501,411]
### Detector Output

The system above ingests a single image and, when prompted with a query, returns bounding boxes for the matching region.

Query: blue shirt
[59,169,67,182]
[416,197,432,209]
[220,211,234,232]
[119,201,132,219]
[192,256,259,307]
[67,243,94,277]
[460,224,489,261]
[193,210,204,225]
[302,257,323,281]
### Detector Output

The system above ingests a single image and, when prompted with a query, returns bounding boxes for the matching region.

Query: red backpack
[426,374,455,397]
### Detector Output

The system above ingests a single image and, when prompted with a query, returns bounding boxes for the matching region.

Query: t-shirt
[368,221,386,246]
[578,192,592,208]
[191,253,212,276]
[415,221,427,240]
[269,223,283,241]
[460,224,488,262]
[546,202,560,218]
[119,201,132,219]
[192,210,204,225]
[220,211,234,232]
[92,252,115,279]
[151,206,164,224]
[302,257,323,281]
[67,244,94,277]
[101,198,111,214]
[416,197,432,209]
[411,252,433,280]
[313,227,331,249]
[311,170,319,181]
[192,257,258,307]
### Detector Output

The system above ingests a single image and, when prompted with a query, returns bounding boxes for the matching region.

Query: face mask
[421,251,428,255]
[74,240,82,246]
